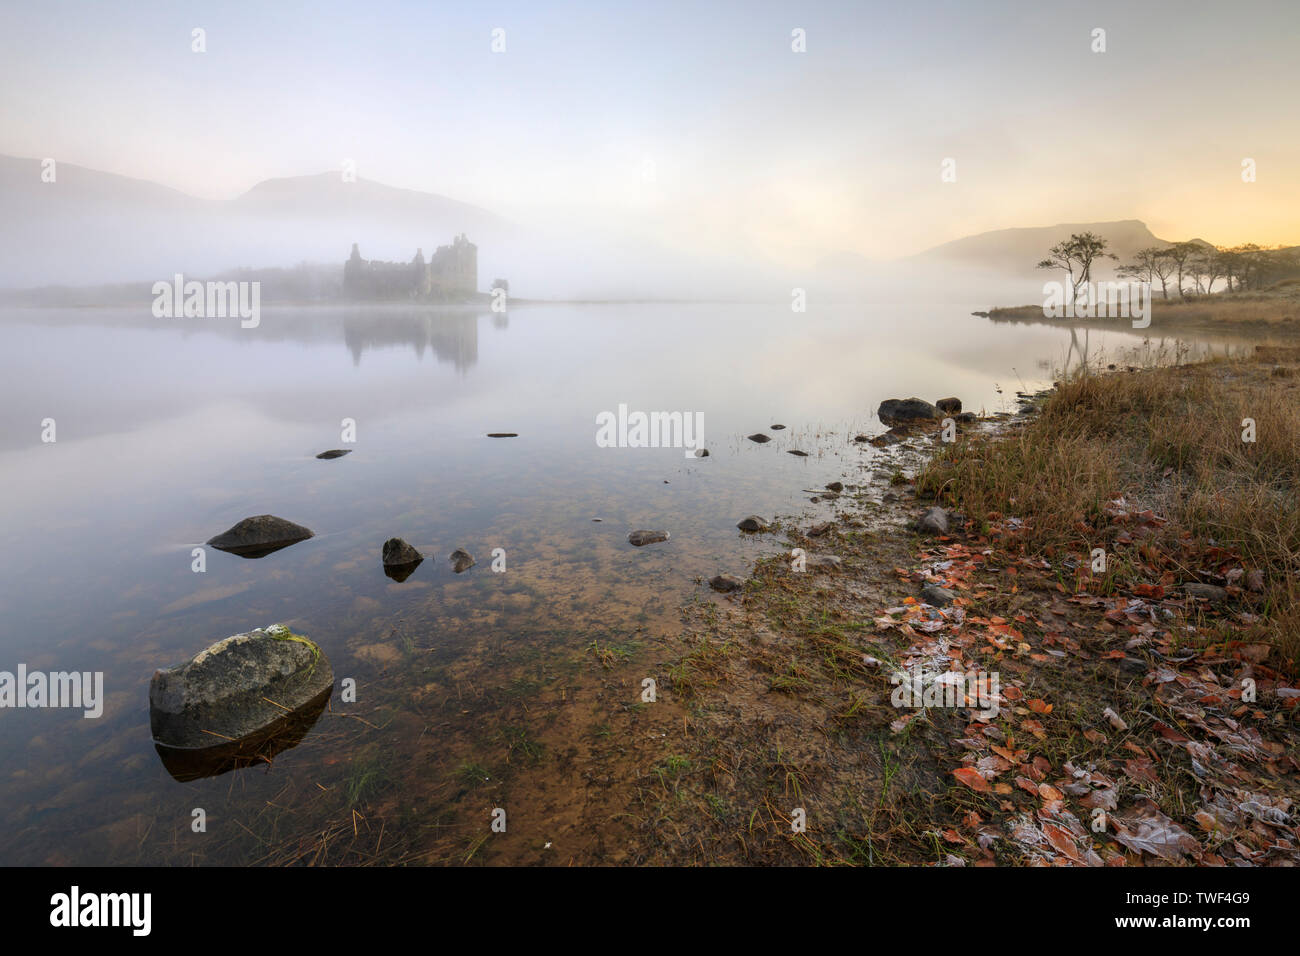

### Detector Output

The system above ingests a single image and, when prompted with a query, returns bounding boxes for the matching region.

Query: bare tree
[1037,231,1117,295]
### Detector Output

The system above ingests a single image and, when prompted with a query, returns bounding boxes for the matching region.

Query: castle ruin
[343,235,477,300]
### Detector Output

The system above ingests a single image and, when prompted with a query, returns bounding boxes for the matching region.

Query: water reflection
[152,686,332,782]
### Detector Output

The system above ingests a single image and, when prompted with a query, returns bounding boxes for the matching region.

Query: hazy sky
[2,0,1298,265]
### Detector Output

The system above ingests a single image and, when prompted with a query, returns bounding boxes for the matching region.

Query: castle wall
[343,237,477,300]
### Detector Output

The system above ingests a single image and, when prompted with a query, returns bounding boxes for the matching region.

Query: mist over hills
[0,153,1232,303]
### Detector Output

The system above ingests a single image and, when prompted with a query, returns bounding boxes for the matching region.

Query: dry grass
[917,352,1300,664]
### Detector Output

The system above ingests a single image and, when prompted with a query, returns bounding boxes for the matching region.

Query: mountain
[0,155,511,289]
[908,219,1189,278]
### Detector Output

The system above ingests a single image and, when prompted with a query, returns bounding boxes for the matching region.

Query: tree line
[1037,232,1300,298]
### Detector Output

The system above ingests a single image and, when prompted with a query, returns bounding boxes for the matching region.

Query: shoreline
[645,351,1300,865]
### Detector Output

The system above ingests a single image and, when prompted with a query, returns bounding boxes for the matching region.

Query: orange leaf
[953,767,991,793]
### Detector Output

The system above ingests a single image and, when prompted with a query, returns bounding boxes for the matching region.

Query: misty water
[0,301,1257,864]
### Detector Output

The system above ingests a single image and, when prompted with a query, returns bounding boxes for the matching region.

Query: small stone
[825,481,844,492]
[694,448,710,457]
[805,554,842,570]
[487,432,518,438]
[381,537,422,567]
[316,449,351,459]
[747,433,771,443]
[628,530,669,547]
[787,450,809,457]
[921,584,955,606]
[449,548,476,572]
[1183,582,1228,603]
[737,515,770,532]
[709,574,745,592]
[915,507,949,535]
[770,424,786,430]
[808,521,834,537]
[935,397,962,414]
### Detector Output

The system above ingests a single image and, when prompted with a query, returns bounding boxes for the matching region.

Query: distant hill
[0,154,511,289]
[908,219,1201,278]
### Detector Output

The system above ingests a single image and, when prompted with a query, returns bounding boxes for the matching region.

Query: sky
[2,0,1298,267]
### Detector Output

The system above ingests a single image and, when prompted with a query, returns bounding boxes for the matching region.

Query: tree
[1164,241,1199,297]
[1037,232,1118,296]
[1189,247,1224,295]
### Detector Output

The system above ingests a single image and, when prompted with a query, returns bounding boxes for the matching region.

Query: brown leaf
[953,766,991,793]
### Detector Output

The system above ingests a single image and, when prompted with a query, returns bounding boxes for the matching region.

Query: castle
[343,235,477,300]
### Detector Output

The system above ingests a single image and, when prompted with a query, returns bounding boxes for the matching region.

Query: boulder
[737,515,770,532]
[916,507,949,535]
[149,624,333,753]
[878,398,939,424]
[709,574,745,592]
[936,397,962,414]
[628,530,670,547]
[449,548,476,573]
[207,515,314,559]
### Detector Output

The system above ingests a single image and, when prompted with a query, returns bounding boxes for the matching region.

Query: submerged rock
[628,530,670,547]
[878,397,939,424]
[149,624,334,756]
[709,574,745,592]
[916,507,949,535]
[737,515,770,532]
[747,433,772,443]
[207,515,314,559]
[449,548,475,573]
[316,449,351,460]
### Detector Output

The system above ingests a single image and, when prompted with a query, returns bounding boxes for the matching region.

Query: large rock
[935,397,962,415]
[207,515,314,558]
[149,624,334,752]
[878,398,940,424]
[449,548,476,573]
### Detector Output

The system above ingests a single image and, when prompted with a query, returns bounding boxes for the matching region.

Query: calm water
[0,301,1254,864]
